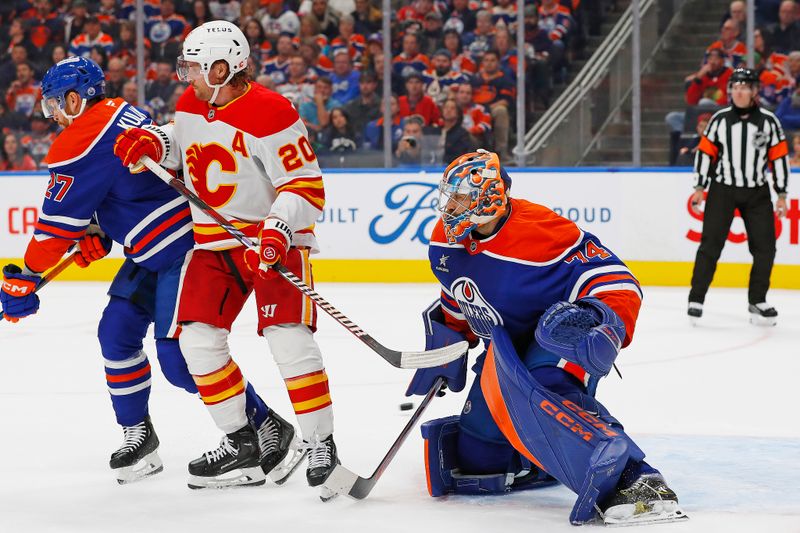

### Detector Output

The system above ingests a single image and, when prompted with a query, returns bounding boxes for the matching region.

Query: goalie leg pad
[421,416,558,497]
[481,326,645,525]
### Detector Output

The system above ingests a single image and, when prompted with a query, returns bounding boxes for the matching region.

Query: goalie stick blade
[398,341,470,369]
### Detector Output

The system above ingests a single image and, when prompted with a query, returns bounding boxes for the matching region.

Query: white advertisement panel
[2,170,798,265]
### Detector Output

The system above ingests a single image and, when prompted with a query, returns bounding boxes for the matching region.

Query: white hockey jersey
[161,82,324,252]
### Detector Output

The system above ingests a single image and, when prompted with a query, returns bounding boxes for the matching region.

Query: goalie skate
[110,415,164,484]
[187,426,266,489]
[600,474,688,527]
[749,303,778,327]
[255,411,307,485]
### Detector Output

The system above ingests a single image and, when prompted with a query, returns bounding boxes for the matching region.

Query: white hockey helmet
[177,20,250,103]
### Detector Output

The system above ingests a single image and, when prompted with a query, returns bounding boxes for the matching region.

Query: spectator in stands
[445,0,476,34]
[5,62,41,120]
[209,0,243,22]
[331,49,361,105]
[319,107,360,153]
[393,32,432,80]
[331,14,366,65]
[0,101,28,137]
[20,111,56,169]
[188,0,214,27]
[397,0,435,23]
[721,0,747,35]
[64,0,89,45]
[464,10,496,61]
[706,18,747,68]
[686,48,732,106]
[146,0,190,44]
[299,13,329,50]
[277,55,317,107]
[756,52,792,110]
[395,114,424,166]
[455,82,492,144]
[0,133,36,171]
[243,19,270,67]
[440,98,477,163]
[420,11,445,58]
[25,0,65,46]
[307,0,341,40]
[3,20,32,66]
[255,72,276,89]
[399,71,442,126]
[422,49,469,106]
[787,50,800,83]
[493,27,522,79]
[122,80,139,106]
[755,27,788,77]
[769,0,800,54]
[146,61,178,117]
[343,70,381,136]
[538,0,573,47]
[352,0,381,35]
[0,45,32,91]
[471,50,514,160]
[50,44,67,67]
[674,113,710,166]
[261,0,301,41]
[775,84,800,129]
[69,16,115,58]
[443,28,477,75]
[524,7,558,107]
[364,94,402,150]
[263,33,295,85]
[96,0,120,31]
[300,76,342,136]
[299,40,333,78]
[105,57,128,99]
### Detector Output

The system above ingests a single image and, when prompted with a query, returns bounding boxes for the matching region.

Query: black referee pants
[689,181,776,305]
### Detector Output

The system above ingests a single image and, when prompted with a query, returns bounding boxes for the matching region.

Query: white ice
[1,283,799,533]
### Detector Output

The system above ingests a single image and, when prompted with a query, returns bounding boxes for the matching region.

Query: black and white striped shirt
[694,106,789,194]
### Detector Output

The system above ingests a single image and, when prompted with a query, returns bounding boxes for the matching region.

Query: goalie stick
[321,377,444,500]
[140,156,468,370]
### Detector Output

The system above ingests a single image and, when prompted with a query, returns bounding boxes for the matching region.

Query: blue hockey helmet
[40,56,105,119]
[438,149,511,244]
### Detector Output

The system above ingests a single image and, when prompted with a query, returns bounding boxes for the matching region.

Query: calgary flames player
[114,20,338,493]
[408,150,687,526]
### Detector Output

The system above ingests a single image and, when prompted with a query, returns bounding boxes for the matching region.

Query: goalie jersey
[429,198,643,353]
[159,82,325,252]
[25,98,194,274]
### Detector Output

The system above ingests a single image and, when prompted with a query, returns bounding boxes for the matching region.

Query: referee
[689,67,789,326]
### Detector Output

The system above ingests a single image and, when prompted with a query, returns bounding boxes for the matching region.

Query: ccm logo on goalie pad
[539,399,618,443]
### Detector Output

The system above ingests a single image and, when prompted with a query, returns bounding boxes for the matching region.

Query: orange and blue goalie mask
[438,151,509,244]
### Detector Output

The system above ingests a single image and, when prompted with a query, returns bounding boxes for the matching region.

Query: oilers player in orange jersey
[113,20,339,495]
[407,150,687,526]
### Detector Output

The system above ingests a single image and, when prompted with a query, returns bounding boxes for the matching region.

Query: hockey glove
[113,126,169,172]
[74,232,113,268]
[1,264,41,322]
[534,297,625,378]
[406,302,469,397]
[243,217,292,280]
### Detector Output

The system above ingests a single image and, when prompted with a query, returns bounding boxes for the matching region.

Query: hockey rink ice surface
[1,282,798,533]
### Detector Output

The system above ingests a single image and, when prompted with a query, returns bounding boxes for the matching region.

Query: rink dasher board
[1,168,798,287]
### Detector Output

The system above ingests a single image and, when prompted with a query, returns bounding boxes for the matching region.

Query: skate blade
[187,466,266,490]
[749,314,777,327]
[689,316,699,327]
[269,443,309,485]
[603,500,689,527]
[320,486,339,502]
[115,451,164,485]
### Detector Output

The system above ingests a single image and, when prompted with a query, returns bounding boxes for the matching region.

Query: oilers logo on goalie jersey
[449,277,503,338]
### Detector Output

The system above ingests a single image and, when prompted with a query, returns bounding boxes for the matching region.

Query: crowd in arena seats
[0,0,601,169]
[668,0,800,165]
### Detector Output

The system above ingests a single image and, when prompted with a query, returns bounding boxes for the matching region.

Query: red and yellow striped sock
[285,369,332,415]
[193,359,246,406]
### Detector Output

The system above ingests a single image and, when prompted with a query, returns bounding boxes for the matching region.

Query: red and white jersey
[162,83,324,252]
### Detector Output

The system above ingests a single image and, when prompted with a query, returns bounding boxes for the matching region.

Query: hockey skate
[749,303,778,326]
[256,411,307,485]
[109,415,163,484]
[599,473,688,526]
[306,434,340,501]
[187,426,266,489]
[687,302,703,326]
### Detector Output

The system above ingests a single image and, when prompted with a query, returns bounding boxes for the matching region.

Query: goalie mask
[177,20,250,104]
[438,150,511,244]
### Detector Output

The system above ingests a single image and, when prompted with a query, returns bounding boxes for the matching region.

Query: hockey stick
[35,251,79,293]
[321,377,444,500]
[140,156,468,369]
